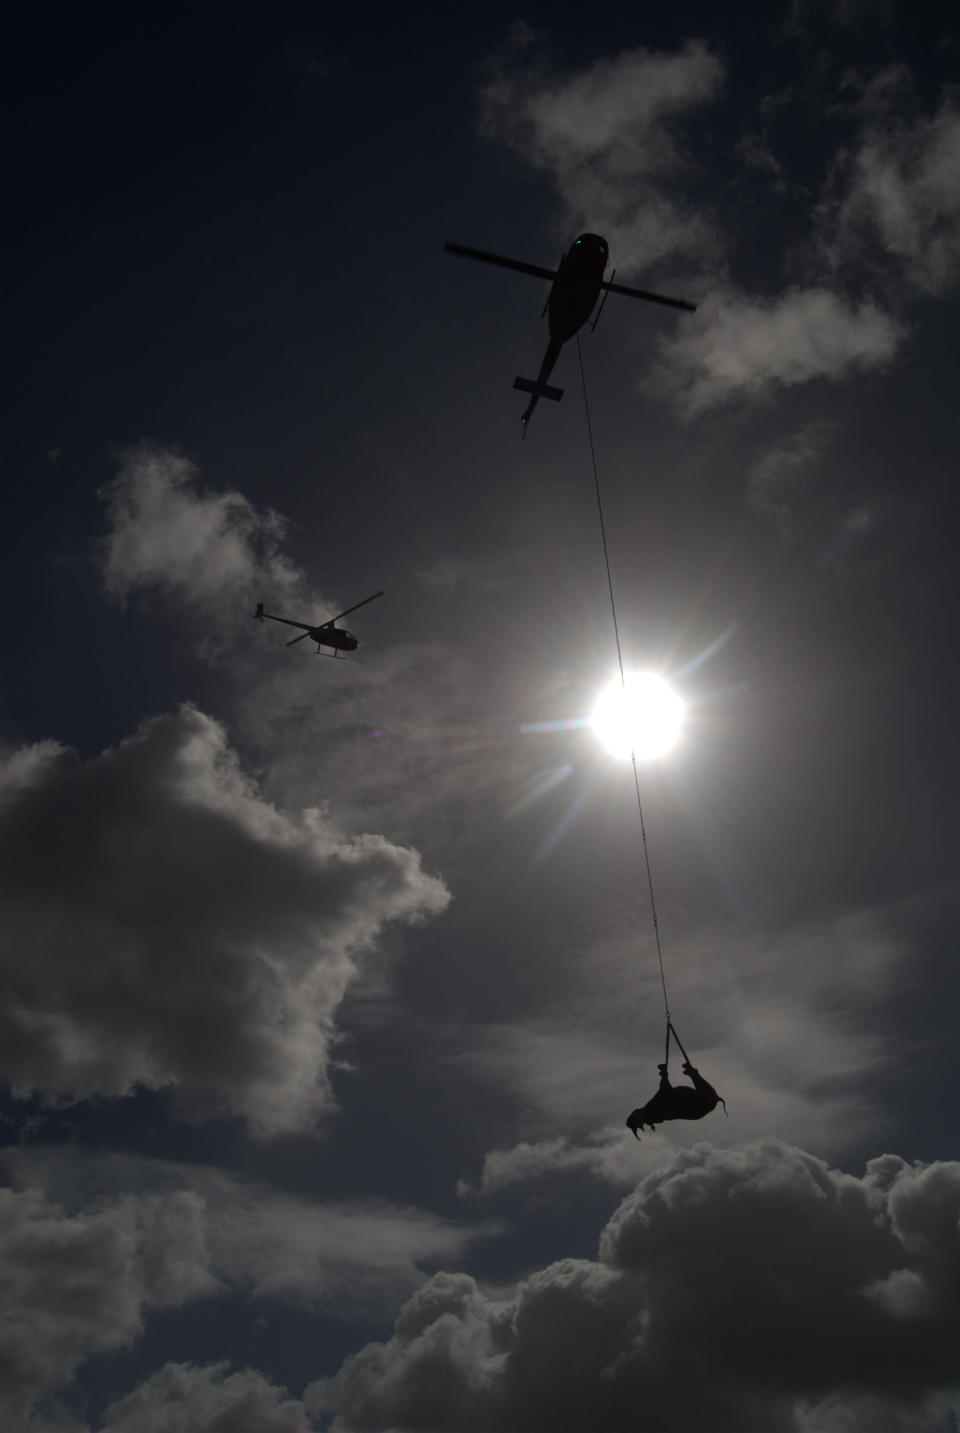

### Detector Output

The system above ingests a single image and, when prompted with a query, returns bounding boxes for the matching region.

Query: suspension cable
[576,333,672,1029]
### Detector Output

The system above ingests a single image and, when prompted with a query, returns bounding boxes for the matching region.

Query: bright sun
[590,673,684,759]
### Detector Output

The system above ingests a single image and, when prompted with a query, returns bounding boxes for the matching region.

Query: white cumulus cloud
[0,705,448,1133]
[312,1140,960,1433]
[99,1361,313,1433]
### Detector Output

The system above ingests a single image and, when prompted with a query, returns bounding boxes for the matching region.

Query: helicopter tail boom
[513,376,563,402]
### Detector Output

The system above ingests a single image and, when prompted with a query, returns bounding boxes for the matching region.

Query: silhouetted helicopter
[254,591,384,656]
[444,232,696,431]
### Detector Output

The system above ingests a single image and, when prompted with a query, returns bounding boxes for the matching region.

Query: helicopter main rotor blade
[319,590,385,628]
[601,279,697,313]
[286,630,311,647]
[444,242,557,284]
[259,610,313,631]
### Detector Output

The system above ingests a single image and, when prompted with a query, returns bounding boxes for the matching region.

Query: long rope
[576,333,672,1031]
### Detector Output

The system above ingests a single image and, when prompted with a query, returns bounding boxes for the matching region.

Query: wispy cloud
[748,420,836,532]
[94,444,508,847]
[477,38,917,416]
[480,37,724,272]
[651,287,903,414]
[3,1148,493,1430]
[782,0,896,39]
[819,86,960,295]
[457,1128,653,1200]
[442,908,908,1174]
[99,443,313,647]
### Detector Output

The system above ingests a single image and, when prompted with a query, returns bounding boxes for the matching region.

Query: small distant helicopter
[254,591,384,656]
[444,232,696,431]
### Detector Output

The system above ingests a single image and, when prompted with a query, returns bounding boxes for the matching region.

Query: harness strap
[664,1019,690,1070]
[666,1021,728,1115]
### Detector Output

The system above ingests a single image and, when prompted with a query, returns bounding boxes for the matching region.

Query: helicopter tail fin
[513,376,563,402]
[254,603,264,620]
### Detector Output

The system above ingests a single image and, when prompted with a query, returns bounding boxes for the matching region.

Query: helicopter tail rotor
[513,376,563,403]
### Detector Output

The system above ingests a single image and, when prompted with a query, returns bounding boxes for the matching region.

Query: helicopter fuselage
[545,233,609,344]
[445,229,694,432]
[255,591,382,655]
[514,233,610,427]
[312,626,357,652]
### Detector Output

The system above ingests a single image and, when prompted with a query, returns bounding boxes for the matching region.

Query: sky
[3,1,960,1429]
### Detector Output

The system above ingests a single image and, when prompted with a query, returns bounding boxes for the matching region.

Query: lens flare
[591,673,683,759]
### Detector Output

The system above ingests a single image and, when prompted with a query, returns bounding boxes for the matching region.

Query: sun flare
[590,673,684,759]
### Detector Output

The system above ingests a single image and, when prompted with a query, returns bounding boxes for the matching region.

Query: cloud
[0,1178,220,1430]
[94,443,509,849]
[0,705,448,1133]
[414,553,514,597]
[783,0,896,33]
[312,1141,960,1433]
[478,41,957,420]
[481,39,724,272]
[821,94,960,295]
[445,909,905,1181]
[99,443,310,641]
[457,1130,649,1200]
[748,421,836,531]
[8,1147,498,1318]
[209,1188,493,1317]
[2,1147,494,1428]
[478,38,951,422]
[99,1362,314,1433]
[746,421,885,564]
[651,286,904,413]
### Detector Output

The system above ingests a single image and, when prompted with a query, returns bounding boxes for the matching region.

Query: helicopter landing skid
[589,268,615,332]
